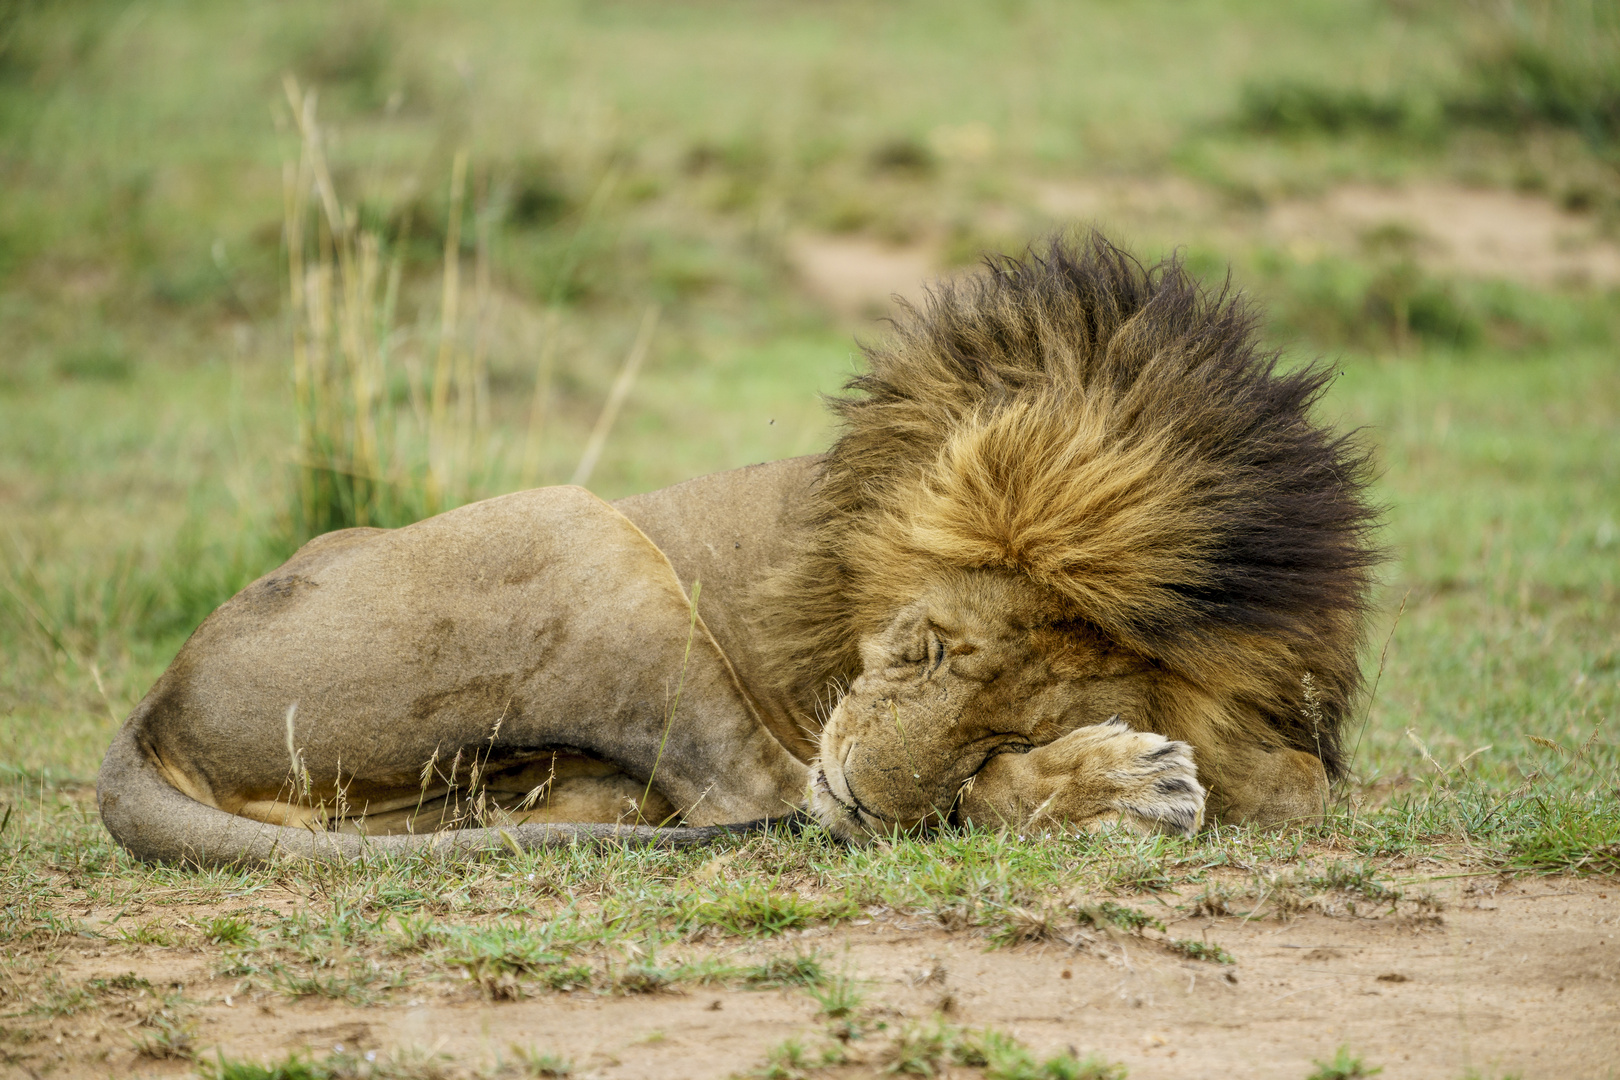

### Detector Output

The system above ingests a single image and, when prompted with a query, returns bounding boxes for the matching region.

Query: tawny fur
[759,234,1382,780]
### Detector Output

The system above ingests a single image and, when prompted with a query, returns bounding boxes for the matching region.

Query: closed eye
[928,635,947,674]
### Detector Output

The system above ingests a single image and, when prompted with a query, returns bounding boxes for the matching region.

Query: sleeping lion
[98,235,1381,866]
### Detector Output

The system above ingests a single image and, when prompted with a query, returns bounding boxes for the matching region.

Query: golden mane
[757,234,1382,777]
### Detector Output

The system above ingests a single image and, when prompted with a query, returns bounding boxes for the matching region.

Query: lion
[97,235,1381,866]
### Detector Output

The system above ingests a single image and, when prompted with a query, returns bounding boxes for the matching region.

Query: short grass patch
[879,1020,1125,1080]
[1074,901,1165,935]
[200,1044,574,1079]
[1166,938,1236,965]
[1306,1045,1384,1080]
[669,885,862,938]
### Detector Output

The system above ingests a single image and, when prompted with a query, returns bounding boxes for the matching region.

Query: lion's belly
[227,751,676,835]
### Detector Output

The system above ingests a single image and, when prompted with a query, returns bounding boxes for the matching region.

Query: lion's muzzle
[810,762,876,841]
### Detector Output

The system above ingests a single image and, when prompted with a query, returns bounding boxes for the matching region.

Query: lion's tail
[96,704,801,870]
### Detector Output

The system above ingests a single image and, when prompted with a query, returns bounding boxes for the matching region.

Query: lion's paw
[1038,717,1205,838]
[1092,717,1205,837]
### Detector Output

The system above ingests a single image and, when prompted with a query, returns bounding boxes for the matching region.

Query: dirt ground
[791,179,1620,318]
[8,874,1616,1080]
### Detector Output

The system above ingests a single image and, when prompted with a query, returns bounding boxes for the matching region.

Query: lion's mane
[759,234,1382,778]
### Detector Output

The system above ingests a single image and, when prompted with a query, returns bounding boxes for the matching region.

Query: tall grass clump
[1235,81,1427,139]
[1233,2,1619,153]
[1450,0,1620,150]
[281,77,496,543]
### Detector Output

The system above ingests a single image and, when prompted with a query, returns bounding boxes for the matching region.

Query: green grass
[1074,901,1165,934]
[1233,0,1620,156]
[670,885,862,937]
[200,1044,576,1079]
[1306,1046,1383,1080]
[878,1020,1126,1080]
[1166,938,1236,965]
[807,969,865,1019]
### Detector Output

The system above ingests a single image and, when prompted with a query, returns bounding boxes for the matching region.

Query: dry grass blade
[278,79,495,540]
[428,148,471,513]
[570,305,660,488]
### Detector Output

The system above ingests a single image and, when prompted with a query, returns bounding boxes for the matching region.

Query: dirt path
[790,178,1620,321]
[1263,184,1620,288]
[787,234,938,319]
[12,875,1616,1079]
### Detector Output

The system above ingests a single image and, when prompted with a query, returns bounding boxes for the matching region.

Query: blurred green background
[1,0,1616,805]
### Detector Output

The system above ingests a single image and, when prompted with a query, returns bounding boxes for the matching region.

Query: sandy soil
[8,875,1616,1080]
[1032,175,1222,238]
[789,178,1620,321]
[787,234,939,319]
[1264,184,1620,288]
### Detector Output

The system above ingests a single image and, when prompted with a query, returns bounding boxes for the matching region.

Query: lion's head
[757,235,1381,839]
